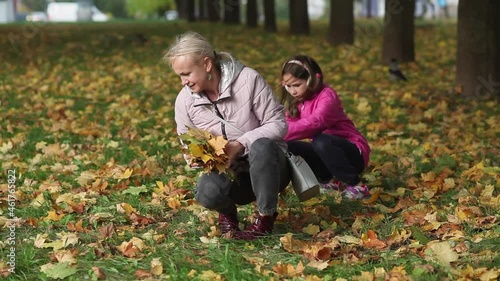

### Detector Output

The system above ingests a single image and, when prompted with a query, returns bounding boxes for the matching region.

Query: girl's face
[171,55,210,93]
[282,73,308,102]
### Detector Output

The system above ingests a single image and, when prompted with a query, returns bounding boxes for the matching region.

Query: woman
[164,32,290,240]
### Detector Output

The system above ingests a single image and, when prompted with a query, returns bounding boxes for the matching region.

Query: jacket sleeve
[285,88,344,141]
[236,72,288,153]
[174,89,196,135]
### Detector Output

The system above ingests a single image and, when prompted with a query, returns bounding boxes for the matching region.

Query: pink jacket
[175,53,287,155]
[284,84,370,167]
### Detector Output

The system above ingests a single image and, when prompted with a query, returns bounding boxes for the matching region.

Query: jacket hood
[184,52,244,98]
[218,52,244,94]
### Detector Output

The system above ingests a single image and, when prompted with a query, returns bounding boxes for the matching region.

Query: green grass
[0,20,499,280]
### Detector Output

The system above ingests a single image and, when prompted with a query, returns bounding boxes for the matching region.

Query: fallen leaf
[425,241,459,266]
[40,262,77,279]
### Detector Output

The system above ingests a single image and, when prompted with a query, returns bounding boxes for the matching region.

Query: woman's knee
[195,173,231,209]
[249,138,276,158]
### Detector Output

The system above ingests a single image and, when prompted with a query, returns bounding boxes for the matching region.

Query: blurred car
[165,10,178,21]
[26,11,48,22]
[15,12,29,22]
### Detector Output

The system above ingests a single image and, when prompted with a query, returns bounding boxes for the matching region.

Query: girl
[280,55,371,200]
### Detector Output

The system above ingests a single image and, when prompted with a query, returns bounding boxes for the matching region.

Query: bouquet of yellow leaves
[179,127,229,174]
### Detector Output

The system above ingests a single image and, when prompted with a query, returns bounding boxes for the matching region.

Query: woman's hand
[224,141,245,169]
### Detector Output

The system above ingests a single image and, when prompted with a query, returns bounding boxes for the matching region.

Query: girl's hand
[224,141,245,169]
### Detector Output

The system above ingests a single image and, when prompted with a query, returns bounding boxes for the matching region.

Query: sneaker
[342,184,370,200]
[320,179,342,193]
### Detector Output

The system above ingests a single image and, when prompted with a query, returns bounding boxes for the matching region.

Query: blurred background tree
[21,0,47,11]
[94,0,127,18]
[125,0,175,19]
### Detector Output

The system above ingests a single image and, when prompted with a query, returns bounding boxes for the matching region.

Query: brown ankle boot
[219,212,239,236]
[235,212,278,240]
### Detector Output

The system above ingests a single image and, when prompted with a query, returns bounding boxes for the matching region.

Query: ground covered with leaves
[0,20,499,281]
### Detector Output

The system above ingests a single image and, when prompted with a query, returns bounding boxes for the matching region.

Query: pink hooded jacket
[175,53,287,155]
[284,84,370,167]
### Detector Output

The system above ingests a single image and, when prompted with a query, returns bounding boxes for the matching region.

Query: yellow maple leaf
[306,260,329,271]
[302,224,320,235]
[116,203,136,216]
[280,233,311,253]
[167,197,181,210]
[150,258,163,276]
[425,241,459,266]
[200,154,212,163]
[53,250,77,265]
[189,143,205,158]
[207,136,228,156]
[118,168,133,180]
[46,211,65,221]
[198,270,222,281]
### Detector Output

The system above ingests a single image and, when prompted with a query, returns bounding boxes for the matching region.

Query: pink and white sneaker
[342,184,370,200]
[320,179,343,193]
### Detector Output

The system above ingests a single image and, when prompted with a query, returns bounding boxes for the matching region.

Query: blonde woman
[164,32,290,240]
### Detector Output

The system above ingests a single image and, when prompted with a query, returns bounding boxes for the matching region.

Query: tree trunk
[328,0,354,45]
[289,0,309,35]
[198,0,208,20]
[175,0,187,19]
[263,0,276,32]
[223,0,240,24]
[207,0,220,22]
[246,0,258,28]
[186,0,196,22]
[456,0,500,98]
[381,0,415,63]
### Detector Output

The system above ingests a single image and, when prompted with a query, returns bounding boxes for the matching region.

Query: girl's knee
[312,134,331,152]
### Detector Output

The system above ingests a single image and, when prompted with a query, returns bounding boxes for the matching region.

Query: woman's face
[282,73,308,102]
[171,55,209,93]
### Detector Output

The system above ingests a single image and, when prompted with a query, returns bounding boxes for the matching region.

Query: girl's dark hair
[279,55,323,118]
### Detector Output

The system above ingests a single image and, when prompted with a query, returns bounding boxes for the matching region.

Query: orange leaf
[134,269,151,279]
[363,230,387,249]
[129,213,155,226]
[67,220,85,232]
[92,266,106,280]
[117,241,140,257]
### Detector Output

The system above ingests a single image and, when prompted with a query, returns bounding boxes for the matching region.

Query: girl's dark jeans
[287,134,364,186]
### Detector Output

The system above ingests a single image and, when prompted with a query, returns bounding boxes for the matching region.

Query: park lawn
[0,20,499,281]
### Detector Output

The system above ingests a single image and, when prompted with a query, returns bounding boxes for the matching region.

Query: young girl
[280,55,371,200]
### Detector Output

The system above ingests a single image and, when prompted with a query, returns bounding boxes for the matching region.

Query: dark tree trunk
[367,0,372,18]
[207,0,220,22]
[198,0,208,20]
[456,0,500,97]
[289,0,309,35]
[223,0,240,24]
[263,0,276,32]
[246,0,258,28]
[328,0,354,45]
[175,0,187,19]
[381,0,415,63]
[186,0,196,22]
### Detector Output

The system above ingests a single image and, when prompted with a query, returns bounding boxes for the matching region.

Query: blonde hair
[163,32,216,66]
